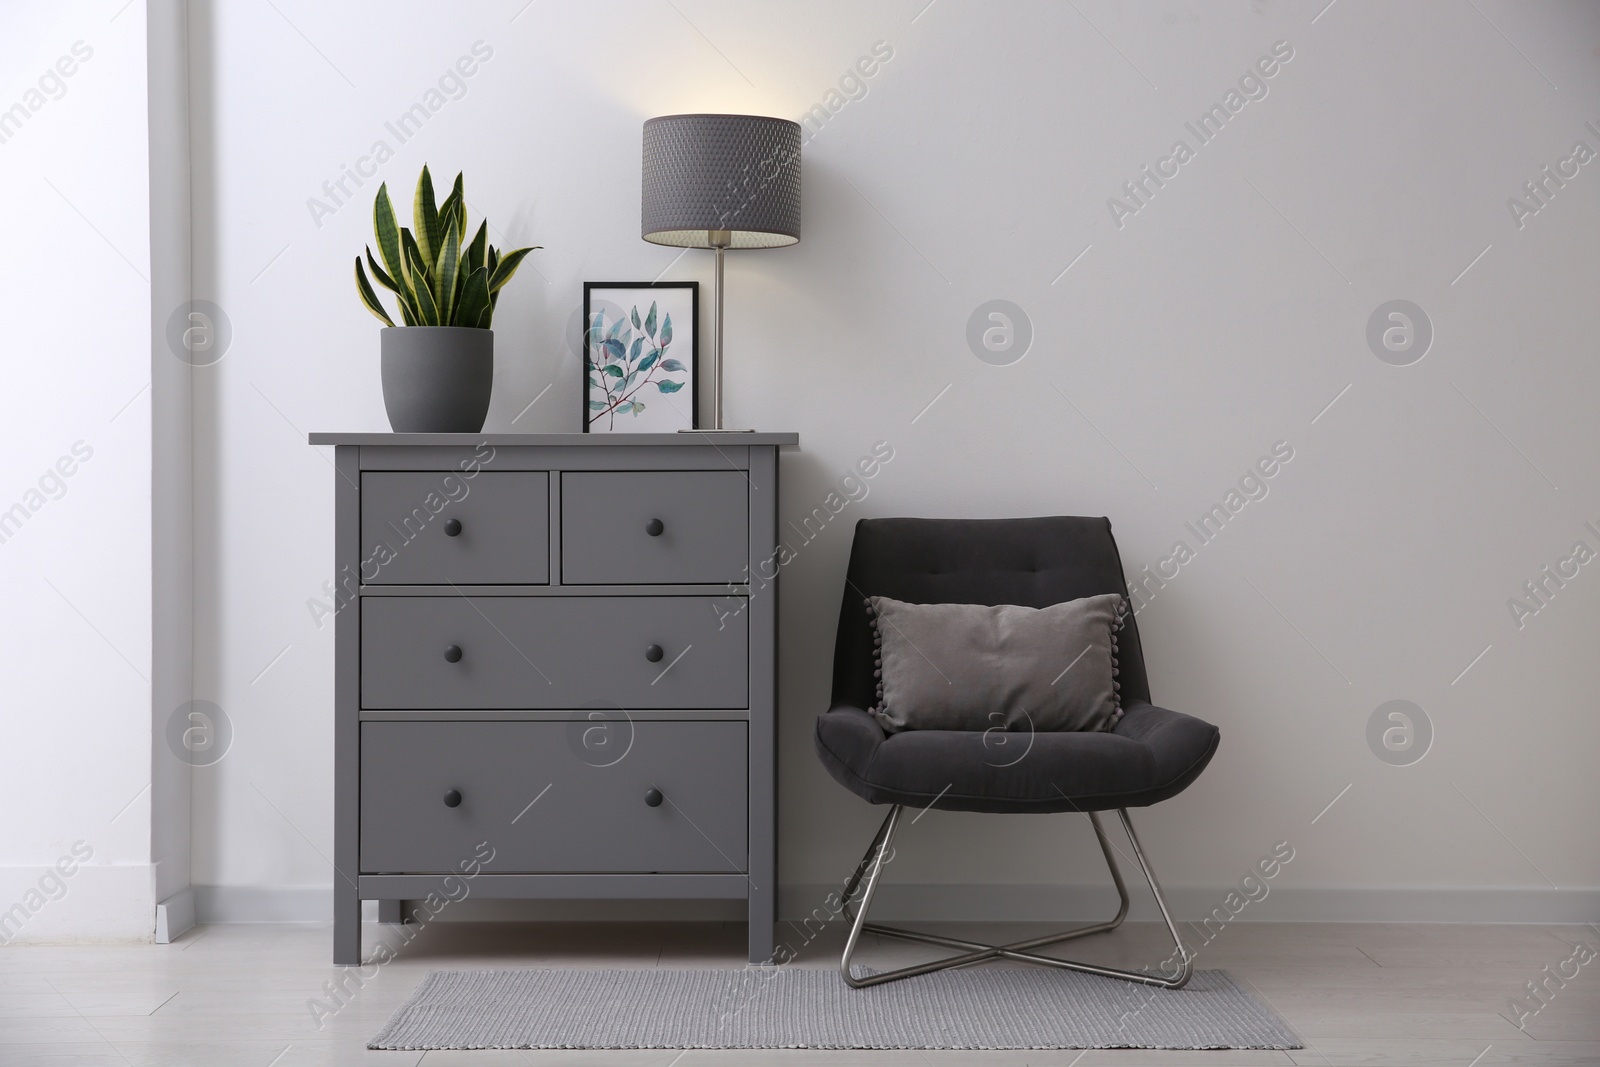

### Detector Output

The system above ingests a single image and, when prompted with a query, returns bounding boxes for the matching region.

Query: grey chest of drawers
[308,432,797,965]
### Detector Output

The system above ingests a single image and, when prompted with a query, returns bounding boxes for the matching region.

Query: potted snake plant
[355,165,538,432]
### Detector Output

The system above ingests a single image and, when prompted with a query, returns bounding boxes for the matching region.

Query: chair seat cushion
[813,700,1220,813]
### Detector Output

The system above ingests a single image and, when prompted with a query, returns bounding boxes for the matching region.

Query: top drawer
[361,472,549,585]
[562,471,747,585]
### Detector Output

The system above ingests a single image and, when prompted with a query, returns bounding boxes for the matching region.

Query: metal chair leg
[838,806,1193,989]
[841,805,1011,987]
[839,805,898,924]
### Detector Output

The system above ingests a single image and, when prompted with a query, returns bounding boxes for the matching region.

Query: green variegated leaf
[603,363,623,377]
[435,220,461,324]
[487,246,538,293]
[464,221,488,273]
[438,197,458,245]
[368,247,418,324]
[637,350,659,374]
[451,174,466,241]
[655,379,684,393]
[354,258,395,326]
[645,302,657,338]
[399,227,424,298]
[438,172,464,242]
[407,245,440,325]
[456,266,491,329]
[364,246,399,293]
[659,358,685,372]
[373,185,404,286]
[413,165,441,270]
[659,312,672,346]
[628,337,643,361]
[587,400,607,410]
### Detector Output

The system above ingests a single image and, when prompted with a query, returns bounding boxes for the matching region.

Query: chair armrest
[1112,700,1221,791]
[814,704,886,776]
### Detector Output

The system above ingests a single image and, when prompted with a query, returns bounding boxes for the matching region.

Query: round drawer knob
[444,518,463,537]
[645,644,664,663]
[443,789,462,808]
[644,787,664,808]
[444,645,463,663]
[645,518,664,537]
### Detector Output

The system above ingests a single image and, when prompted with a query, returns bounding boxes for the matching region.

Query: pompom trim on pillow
[865,596,886,717]
[1107,595,1128,730]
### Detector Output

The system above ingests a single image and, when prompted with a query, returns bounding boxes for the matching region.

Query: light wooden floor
[2,920,1596,1065]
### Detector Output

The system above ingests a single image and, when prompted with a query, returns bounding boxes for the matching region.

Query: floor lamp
[641,114,801,431]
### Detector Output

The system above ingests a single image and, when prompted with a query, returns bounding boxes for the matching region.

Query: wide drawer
[361,596,748,709]
[361,471,549,585]
[360,720,747,874]
[561,471,747,585]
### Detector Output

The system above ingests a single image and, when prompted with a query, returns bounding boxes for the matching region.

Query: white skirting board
[192,883,1600,925]
[155,887,195,943]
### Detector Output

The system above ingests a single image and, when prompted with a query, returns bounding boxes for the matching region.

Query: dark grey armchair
[814,516,1220,988]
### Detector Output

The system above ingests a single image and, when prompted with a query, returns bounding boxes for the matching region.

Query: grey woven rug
[369,967,1302,1050]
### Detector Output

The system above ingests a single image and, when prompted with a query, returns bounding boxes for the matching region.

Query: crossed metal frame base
[838,805,1194,989]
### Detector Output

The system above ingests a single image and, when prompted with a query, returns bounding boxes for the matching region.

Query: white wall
[163,0,1600,922]
[0,2,155,941]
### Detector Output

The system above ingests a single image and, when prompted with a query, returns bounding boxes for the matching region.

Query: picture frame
[582,281,699,433]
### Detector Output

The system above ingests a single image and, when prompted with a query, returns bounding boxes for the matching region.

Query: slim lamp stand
[684,232,752,432]
[712,235,727,430]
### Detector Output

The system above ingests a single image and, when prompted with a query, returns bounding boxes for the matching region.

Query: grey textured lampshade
[642,114,801,249]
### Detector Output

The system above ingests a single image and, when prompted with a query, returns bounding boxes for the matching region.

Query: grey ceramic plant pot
[380,326,494,433]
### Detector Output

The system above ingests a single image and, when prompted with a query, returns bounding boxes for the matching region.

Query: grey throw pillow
[866,594,1126,734]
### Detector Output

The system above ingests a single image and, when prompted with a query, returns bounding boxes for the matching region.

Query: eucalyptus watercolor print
[582,282,698,432]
